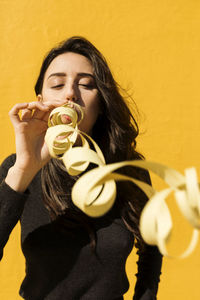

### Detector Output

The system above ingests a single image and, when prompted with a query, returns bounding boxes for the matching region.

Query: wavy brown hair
[35,36,150,251]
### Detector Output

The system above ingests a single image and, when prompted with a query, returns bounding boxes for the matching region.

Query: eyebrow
[47,72,95,79]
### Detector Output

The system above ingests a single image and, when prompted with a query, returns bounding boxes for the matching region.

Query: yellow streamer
[45,103,200,258]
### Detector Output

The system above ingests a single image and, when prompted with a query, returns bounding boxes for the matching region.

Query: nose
[64,82,77,102]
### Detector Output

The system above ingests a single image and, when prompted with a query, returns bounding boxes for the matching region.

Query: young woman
[0,36,162,300]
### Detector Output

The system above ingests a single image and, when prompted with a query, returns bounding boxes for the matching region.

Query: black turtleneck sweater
[0,154,162,300]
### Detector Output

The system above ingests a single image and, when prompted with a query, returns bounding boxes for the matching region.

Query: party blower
[45,102,200,258]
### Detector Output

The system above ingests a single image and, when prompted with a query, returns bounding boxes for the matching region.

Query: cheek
[41,82,58,101]
[41,89,59,104]
[41,87,50,102]
[79,96,101,133]
[86,95,100,119]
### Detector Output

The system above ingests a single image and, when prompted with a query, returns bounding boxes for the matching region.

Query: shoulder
[0,154,16,181]
[1,154,16,167]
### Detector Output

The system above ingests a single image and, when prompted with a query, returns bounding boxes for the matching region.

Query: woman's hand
[5,100,67,192]
[9,101,52,173]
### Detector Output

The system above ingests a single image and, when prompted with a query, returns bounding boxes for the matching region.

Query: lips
[60,114,72,124]
[62,102,84,125]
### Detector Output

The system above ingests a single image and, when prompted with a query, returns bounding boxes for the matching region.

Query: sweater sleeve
[133,244,162,300]
[0,154,28,260]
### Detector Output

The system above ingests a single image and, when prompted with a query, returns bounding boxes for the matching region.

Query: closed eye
[78,84,94,89]
[51,84,64,89]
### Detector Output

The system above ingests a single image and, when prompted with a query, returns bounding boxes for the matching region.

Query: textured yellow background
[0,0,200,299]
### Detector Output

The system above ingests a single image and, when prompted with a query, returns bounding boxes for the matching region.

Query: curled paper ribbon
[45,103,200,258]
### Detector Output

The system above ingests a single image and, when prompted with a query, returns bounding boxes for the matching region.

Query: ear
[37,94,43,102]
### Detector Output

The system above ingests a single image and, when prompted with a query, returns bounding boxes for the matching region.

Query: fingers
[9,100,71,126]
[32,101,63,121]
[9,102,29,126]
[21,108,33,120]
[37,100,72,122]
[9,102,50,123]
[27,101,49,111]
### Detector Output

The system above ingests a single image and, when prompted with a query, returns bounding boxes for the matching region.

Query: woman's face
[41,52,101,134]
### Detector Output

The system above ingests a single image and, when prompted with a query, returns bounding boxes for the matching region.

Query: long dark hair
[35,36,150,250]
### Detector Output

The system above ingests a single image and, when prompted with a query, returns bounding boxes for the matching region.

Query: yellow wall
[0,0,200,299]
